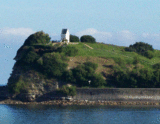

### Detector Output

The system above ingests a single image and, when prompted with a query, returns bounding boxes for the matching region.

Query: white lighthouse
[61,29,70,43]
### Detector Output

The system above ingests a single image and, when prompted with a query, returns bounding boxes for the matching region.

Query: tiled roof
[61,29,68,34]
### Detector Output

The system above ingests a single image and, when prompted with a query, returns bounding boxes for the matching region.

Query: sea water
[1,104,160,124]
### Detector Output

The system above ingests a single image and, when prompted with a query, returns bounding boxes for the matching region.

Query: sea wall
[2,86,160,102]
[73,88,160,101]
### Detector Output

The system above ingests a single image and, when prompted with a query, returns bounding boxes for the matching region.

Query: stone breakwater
[74,88,160,101]
[0,99,160,106]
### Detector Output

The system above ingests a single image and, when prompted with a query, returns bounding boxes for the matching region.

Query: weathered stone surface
[7,63,63,101]
[74,88,160,101]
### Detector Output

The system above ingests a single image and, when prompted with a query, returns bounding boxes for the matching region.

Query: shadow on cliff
[0,86,9,101]
[101,72,116,88]
[35,91,66,102]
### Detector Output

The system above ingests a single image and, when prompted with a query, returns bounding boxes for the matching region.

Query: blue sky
[0,0,160,85]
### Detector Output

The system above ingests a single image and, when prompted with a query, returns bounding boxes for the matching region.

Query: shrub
[153,63,160,70]
[114,57,126,67]
[84,62,98,70]
[80,35,96,43]
[58,45,78,56]
[71,62,106,87]
[125,42,154,58]
[133,56,140,64]
[144,50,154,59]
[72,65,88,86]
[112,68,129,88]
[23,31,51,46]
[21,51,40,64]
[90,74,106,87]
[42,53,68,78]
[70,35,79,42]
[8,79,27,94]
[153,69,160,86]
[62,70,76,83]
[59,85,77,96]
[112,65,157,88]
[137,68,154,88]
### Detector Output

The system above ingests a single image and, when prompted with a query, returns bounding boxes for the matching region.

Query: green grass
[68,42,160,69]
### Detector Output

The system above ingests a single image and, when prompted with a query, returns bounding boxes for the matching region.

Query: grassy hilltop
[7,31,160,96]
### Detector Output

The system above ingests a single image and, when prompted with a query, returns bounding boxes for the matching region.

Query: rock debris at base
[0,99,160,106]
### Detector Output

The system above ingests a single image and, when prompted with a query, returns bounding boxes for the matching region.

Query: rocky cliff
[7,63,61,101]
[7,31,67,102]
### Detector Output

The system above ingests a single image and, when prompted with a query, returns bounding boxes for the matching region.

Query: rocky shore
[1,99,160,106]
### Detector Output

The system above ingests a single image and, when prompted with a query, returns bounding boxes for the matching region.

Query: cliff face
[7,63,60,101]
[6,31,70,101]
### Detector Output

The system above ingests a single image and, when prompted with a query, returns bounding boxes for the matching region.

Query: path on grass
[83,43,93,49]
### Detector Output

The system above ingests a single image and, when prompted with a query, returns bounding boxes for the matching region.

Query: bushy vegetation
[113,57,126,67]
[21,50,40,64]
[23,31,51,46]
[41,52,69,78]
[70,35,79,42]
[133,56,140,64]
[144,50,154,59]
[111,65,160,88]
[57,45,79,56]
[153,63,160,70]
[125,42,154,59]
[8,77,27,94]
[80,35,96,43]
[62,62,106,87]
[59,85,77,96]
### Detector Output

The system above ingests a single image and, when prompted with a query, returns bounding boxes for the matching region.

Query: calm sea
[0,104,160,124]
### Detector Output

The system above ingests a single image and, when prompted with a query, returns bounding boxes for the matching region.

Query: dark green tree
[71,62,106,87]
[80,35,96,43]
[153,69,160,87]
[84,62,98,70]
[125,42,154,58]
[59,85,77,96]
[23,31,51,46]
[144,50,154,59]
[21,51,40,64]
[153,63,160,70]
[62,70,76,83]
[72,65,88,86]
[133,56,140,64]
[42,53,68,78]
[70,35,79,42]
[90,74,106,87]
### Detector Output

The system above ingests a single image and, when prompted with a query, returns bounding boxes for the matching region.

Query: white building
[61,29,70,43]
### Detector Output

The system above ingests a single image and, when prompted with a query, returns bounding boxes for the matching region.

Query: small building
[61,29,70,43]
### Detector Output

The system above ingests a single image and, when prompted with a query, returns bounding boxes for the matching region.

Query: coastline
[1,99,160,106]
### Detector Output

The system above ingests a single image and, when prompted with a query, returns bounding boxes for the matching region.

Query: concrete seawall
[73,88,160,101]
[1,86,160,102]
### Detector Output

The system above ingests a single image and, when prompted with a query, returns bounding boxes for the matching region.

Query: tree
[133,56,140,64]
[59,85,77,96]
[23,31,51,46]
[125,42,154,58]
[80,35,96,43]
[84,62,98,70]
[42,53,68,78]
[70,35,79,42]
[70,62,106,87]
[144,50,154,59]
[21,51,40,64]
[153,63,160,70]
[90,74,106,87]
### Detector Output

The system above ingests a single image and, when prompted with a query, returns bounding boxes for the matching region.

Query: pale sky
[0,0,160,85]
